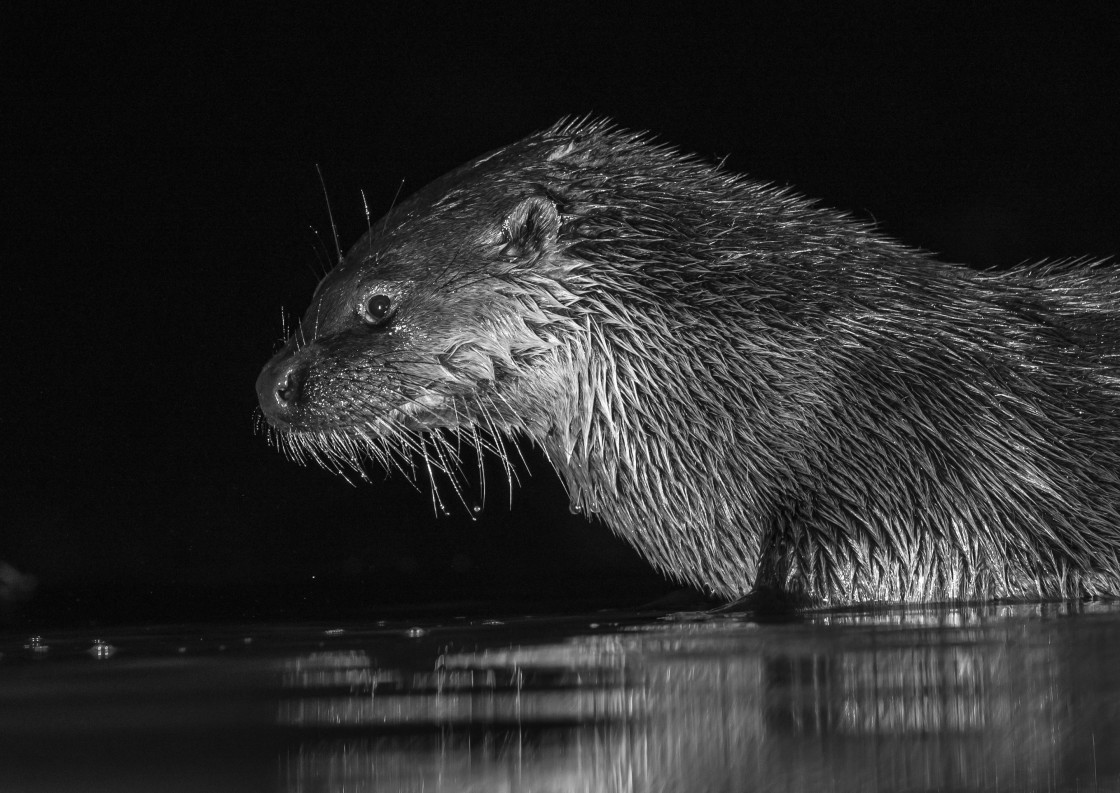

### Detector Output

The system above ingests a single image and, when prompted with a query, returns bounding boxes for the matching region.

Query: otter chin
[257,118,1120,606]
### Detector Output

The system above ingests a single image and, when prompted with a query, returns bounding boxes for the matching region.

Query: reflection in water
[1,604,1117,791]
[279,603,1120,792]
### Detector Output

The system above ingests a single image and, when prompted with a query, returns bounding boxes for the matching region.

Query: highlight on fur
[257,118,1120,605]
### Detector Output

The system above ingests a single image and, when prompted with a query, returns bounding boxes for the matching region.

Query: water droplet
[471,503,482,515]
[569,503,583,515]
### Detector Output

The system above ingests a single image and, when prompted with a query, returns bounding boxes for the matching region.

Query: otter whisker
[315,163,343,267]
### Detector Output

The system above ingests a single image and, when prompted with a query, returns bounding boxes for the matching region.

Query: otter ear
[499,195,560,260]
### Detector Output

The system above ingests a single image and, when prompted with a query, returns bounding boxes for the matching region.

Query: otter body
[257,119,1120,605]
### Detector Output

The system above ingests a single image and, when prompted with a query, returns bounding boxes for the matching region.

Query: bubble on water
[88,639,117,660]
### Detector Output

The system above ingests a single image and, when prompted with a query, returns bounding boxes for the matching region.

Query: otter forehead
[294,144,553,338]
[322,139,572,284]
[298,122,663,340]
[351,122,626,250]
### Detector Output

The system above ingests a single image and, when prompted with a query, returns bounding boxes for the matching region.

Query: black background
[6,5,1118,625]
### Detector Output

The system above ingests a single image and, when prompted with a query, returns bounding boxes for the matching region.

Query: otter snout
[256,351,306,428]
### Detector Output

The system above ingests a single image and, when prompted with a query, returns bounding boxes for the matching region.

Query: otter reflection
[279,604,1118,793]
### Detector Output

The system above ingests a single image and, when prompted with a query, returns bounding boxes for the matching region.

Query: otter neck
[536,323,802,598]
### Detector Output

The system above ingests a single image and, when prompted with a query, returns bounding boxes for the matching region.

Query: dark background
[6,5,1118,625]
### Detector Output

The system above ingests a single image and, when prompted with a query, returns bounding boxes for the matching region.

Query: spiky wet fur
[259,118,1120,605]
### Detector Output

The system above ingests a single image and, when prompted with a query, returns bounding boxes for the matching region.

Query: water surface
[2,602,1118,792]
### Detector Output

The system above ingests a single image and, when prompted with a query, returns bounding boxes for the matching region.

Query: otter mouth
[258,335,518,503]
[257,339,470,434]
[260,372,488,446]
[263,397,463,438]
[261,386,516,511]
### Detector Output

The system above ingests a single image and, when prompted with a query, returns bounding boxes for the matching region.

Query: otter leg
[711,586,806,615]
[747,505,840,608]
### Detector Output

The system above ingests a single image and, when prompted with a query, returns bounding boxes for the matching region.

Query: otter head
[258,121,788,598]
[256,139,587,494]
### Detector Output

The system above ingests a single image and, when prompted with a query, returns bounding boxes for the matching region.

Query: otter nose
[256,356,305,426]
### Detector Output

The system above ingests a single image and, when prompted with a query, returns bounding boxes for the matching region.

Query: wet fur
[259,119,1120,605]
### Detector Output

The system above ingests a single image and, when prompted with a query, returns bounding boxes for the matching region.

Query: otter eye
[363,294,392,325]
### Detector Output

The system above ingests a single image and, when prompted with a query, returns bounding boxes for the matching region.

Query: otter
[256,118,1120,606]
